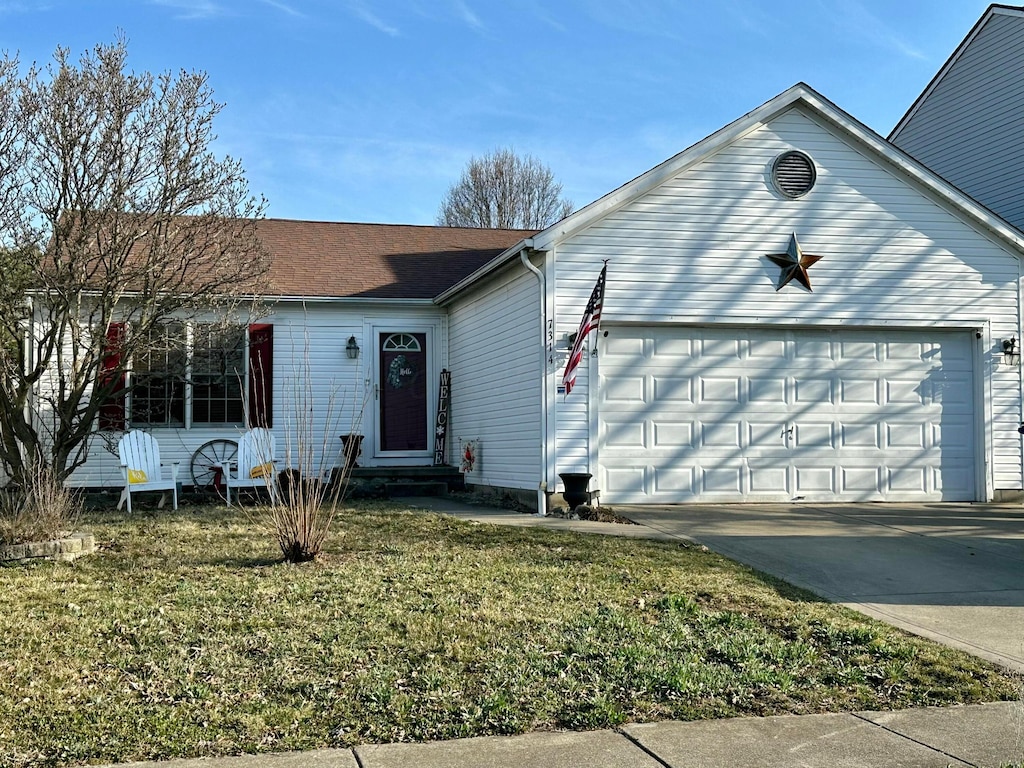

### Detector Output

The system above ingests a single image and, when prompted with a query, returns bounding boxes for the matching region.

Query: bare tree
[437,147,574,229]
[0,38,269,486]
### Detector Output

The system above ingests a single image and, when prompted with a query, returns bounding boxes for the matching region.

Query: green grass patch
[0,502,1019,766]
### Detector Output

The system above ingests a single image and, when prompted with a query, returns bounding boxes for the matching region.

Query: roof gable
[527,82,1024,256]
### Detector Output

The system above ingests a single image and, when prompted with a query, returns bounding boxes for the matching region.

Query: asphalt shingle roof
[255,219,536,299]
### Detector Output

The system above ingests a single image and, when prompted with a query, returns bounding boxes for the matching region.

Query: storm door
[378,332,428,453]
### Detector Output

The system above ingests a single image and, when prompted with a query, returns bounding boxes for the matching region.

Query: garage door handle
[780,426,794,440]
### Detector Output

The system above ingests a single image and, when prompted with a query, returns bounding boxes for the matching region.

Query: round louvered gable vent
[771,151,816,198]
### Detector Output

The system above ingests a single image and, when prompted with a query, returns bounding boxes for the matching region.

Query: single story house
[71,82,1024,508]
[70,223,533,491]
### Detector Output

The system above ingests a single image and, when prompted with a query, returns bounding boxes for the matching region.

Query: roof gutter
[434,238,535,305]
[24,288,439,306]
[266,296,437,305]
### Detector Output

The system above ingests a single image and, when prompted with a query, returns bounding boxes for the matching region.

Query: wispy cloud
[150,0,226,21]
[259,0,304,18]
[348,2,400,36]
[0,1,50,14]
[453,0,483,31]
[527,6,566,33]
[578,1,686,43]
[719,1,773,39]
[837,0,925,60]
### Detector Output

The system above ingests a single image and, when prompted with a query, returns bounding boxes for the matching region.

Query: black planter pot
[340,434,364,470]
[559,472,592,509]
[278,468,320,499]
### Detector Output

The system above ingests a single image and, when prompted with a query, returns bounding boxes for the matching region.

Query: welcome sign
[434,369,451,465]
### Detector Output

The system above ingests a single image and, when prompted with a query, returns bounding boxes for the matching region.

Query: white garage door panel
[653,421,694,448]
[599,327,977,503]
[652,376,693,402]
[654,466,696,494]
[606,466,646,495]
[749,464,788,493]
[796,465,836,494]
[603,418,646,450]
[842,467,881,493]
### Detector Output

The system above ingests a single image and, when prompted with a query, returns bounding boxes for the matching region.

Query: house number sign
[434,369,451,465]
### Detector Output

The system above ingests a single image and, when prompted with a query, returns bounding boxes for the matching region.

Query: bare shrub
[0,464,82,545]
[252,322,366,563]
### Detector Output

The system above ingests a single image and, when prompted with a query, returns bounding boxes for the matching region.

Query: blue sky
[0,1,995,225]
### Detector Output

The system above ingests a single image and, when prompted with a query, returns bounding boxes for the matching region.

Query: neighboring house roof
[255,219,536,300]
[437,81,1024,304]
[888,4,1024,231]
[889,4,1024,139]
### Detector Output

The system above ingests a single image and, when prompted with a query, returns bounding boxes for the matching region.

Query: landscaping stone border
[0,532,96,564]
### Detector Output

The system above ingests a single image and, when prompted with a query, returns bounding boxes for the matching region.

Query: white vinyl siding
[891,10,1024,231]
[263,304,374,472]
[553,105,1022,497]
[66,302,445,486]
[447,261,541,491]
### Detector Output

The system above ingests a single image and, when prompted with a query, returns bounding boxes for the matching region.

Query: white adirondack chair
[117,431,179,513]
[225,428,277,505]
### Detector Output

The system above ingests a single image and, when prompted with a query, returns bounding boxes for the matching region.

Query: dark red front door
[380,332,427,452]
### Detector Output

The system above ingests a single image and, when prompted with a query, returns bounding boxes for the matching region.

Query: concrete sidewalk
[104,702,1024,767]
[406,495,686,541]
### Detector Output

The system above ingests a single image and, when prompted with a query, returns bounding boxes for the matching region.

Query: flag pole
[592,259,609,357]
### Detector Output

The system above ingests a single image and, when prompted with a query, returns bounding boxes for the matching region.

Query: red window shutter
[248,323,273,428]
[98,322,126,431]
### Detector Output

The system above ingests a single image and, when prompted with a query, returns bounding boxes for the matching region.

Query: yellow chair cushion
[249,462,274,479]
[128,469,148,484]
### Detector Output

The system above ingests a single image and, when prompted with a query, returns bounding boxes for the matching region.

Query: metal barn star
[767,233,822,291]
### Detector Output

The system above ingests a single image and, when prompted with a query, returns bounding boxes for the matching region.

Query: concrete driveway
[623,503,1024,672]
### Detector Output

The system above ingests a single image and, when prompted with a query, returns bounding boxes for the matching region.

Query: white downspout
[520,248,547,514]
[23,296,35,443]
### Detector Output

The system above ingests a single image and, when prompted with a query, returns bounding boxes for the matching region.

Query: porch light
[346,336,360,359]
[1003,337,1020,366]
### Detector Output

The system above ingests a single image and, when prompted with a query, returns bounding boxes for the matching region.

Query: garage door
[598,327,976,503]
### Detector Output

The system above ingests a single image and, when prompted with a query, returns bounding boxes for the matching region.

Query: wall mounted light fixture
[346,335,360,359]
[1003,337,1020,366]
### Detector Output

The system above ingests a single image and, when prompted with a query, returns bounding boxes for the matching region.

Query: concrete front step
[350,465,465,494]
[385,481,449,498]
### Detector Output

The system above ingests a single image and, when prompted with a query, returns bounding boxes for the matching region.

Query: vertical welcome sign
[434,369,451,465]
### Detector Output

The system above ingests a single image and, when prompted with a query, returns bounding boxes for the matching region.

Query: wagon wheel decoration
[190,439,238,496]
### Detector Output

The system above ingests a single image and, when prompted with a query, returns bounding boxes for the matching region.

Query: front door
[379,332,428,453]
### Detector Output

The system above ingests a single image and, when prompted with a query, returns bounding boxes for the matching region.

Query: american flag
[562,264,607,396]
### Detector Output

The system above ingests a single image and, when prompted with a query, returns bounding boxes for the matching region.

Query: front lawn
[0,502,1018,767]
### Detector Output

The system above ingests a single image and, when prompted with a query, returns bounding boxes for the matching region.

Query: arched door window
[382,333,421,352]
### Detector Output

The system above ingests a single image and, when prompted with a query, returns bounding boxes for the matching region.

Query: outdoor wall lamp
[1003,337,1020,366]
[346,335,360,359]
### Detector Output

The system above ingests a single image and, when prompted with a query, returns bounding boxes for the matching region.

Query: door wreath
[387,355,418,389]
